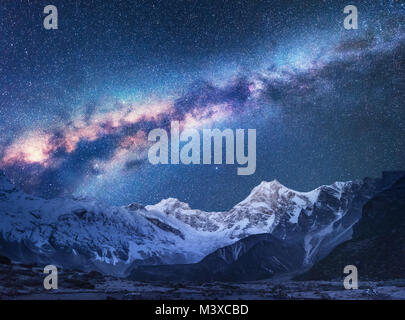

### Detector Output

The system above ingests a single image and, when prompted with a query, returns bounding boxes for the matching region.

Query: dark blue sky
[1,0,404,210]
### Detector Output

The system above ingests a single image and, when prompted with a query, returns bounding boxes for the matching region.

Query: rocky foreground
[1,258,405,300]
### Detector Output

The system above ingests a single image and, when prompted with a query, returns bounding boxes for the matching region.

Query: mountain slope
[295,173,405,281]
[147,178,386,265]
[129,233,305,282]
[0,172,218,274]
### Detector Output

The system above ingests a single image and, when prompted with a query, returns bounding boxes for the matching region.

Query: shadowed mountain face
[129,234,305,282]
[295,174,405,281]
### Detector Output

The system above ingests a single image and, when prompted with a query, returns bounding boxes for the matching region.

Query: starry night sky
[0,0,404,211]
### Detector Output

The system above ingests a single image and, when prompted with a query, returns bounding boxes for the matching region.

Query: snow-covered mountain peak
[235,179,316,211]
[248,179,287,197]
[254,179,284,191]
[148,197,192,214]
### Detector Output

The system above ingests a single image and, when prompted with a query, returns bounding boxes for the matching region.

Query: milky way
[0,0,404,210]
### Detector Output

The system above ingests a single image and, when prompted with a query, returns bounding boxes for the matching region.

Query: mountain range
[0,170,403,279]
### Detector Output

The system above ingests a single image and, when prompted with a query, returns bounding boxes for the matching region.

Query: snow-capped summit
[233,179,320,222]
[242,179,288,203]
[146,198,225,233]
[253,179,283,190]
[148,197,192,214]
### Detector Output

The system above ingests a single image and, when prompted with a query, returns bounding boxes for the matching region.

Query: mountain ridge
[0,170,401,276]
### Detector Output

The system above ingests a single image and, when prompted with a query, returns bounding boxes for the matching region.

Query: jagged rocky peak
[320,180,354,192]
[258,179,283,188]
[237,179,317,209]
[148,197,192,213]
[256,179,283,190]
[244,179,286,199]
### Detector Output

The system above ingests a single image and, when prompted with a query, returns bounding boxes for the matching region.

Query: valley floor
[1,261,405,300]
